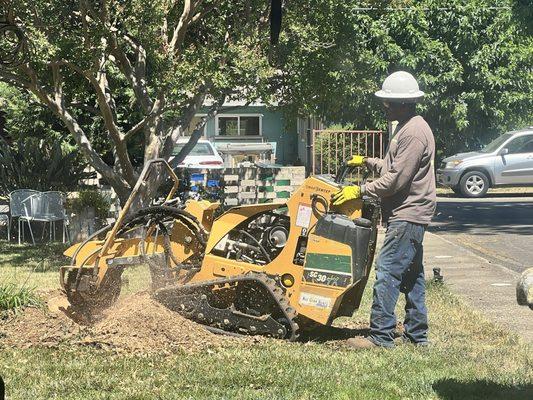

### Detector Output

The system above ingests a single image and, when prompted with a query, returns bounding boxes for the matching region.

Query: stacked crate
[222,167,258,206]
[256,166,306,204]
[221,165,306,206]
[189,172,207,191]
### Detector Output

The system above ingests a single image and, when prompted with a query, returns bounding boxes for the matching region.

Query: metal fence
[311,130,385,181]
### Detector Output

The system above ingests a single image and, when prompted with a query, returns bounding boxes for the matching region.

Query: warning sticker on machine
[295,203,312,228]
[299,292,332,309]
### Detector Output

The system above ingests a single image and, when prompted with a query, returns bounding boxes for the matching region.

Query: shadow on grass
[299,325,369,343]
[0,240,68,271]
[433,379,533,400]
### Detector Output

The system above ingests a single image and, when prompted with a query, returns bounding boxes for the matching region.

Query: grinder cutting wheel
[60,159,379,340]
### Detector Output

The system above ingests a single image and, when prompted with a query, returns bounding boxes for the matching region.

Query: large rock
[516,268,533,310]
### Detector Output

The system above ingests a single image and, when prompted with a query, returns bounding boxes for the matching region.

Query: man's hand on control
[347,155,367,167]
[331,185,362,206]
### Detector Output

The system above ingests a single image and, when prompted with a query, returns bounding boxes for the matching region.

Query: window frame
[215,114,263,137]
[504,134,533,155]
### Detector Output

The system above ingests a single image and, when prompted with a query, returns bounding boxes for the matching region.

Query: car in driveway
[170,139,224,169]
[437,127,533,197]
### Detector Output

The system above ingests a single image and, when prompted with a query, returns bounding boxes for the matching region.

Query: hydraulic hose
[238,229,272,264]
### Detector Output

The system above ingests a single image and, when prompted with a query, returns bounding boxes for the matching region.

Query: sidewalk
[423,232,533,343]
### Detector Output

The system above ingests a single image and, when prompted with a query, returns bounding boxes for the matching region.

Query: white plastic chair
[19,191,69,245]
[9,189,40,244]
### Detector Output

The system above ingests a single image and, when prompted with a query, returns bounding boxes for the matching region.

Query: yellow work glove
[331,185,361,206]
[347,155,367,167]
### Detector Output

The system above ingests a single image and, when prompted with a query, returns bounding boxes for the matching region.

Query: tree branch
[168,0,200,54]
[162,15,169,47]
[85,71,136,185]
[124,95,165,142]
[166,94,225,167]
[108,34,153,113]
[20,64,131,198]
[50,62,63,105]
[80,0,153,113]
[191,1,220,24]
[170,89,209,144]
[67,101,99,115]
[55,59,137,186]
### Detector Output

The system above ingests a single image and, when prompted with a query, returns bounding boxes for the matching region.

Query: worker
[332,71,436,349]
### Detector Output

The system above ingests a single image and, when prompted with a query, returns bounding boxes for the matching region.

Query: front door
[494,134,533,185]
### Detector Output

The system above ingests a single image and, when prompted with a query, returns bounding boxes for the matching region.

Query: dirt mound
[0,292,229,354]
[88,292,227,353]
[0,306,81,348]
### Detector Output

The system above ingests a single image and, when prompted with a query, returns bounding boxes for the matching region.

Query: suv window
[480,133,512,153]
[505,135,533,154]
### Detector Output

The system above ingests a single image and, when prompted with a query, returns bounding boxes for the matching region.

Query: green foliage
[0,83,93,195]
[0,81,115,167]
[1,0,531,177]
[277,0,533,159]
[0,283,41,314]
[0,137,92,196]
[512,0,533,35]
[0,83,70,144]
[5,0,277,137]
[67,190,111,220]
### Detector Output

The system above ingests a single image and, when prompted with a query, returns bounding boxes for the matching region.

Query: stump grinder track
[155,272,300,340]
[60,159,379,340]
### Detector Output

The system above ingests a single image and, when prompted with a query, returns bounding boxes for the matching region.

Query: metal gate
[311,130,385,180]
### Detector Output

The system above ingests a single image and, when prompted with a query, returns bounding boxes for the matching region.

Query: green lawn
[0,240,532,399]
[0,241,68,290]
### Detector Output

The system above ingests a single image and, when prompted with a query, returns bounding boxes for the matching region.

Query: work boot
[400,335,430,348]
[345,336,379,349]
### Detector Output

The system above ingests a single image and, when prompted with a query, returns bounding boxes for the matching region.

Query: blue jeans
[368,221,428,347]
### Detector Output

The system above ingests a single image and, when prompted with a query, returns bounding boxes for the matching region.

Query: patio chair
[42,191,70,243]
[9,189,40,244]
[19,191,70,245]
[0,200,9,240]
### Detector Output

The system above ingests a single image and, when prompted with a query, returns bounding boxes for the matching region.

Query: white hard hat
[375,71,424,103]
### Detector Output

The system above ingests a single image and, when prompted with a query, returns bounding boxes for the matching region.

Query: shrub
[0,284,41,315]
[0,137,92,196]
[67,190,111,220]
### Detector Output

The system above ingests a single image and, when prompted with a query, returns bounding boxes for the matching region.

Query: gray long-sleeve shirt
[363,115,436,225]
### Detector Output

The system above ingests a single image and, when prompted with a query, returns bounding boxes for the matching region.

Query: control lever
[334,162,370,186]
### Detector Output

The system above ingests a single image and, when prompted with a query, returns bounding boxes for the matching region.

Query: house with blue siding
[185,100,321,167]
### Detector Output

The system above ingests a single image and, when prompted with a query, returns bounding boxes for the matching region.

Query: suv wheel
[459,171,489,198]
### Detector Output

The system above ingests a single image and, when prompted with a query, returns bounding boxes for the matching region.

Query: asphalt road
[429,194,533,274]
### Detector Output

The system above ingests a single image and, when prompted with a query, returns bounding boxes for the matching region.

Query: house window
[218,116,239,136]
[216,115,262,136]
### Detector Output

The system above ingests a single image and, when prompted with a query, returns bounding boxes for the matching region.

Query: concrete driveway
[429,194,533,274]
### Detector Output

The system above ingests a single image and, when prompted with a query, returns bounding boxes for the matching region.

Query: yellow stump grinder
[60,159,379,340]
